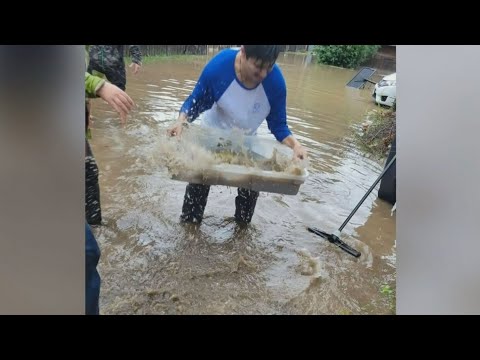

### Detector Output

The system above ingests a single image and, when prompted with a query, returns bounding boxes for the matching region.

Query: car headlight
[378,80,396,87]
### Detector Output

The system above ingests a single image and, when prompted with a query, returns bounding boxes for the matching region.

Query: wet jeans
[85,139,102,225]
[85,223,101,315]
[180,183,259,224]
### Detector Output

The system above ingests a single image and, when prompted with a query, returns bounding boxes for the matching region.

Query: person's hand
[96,82,135,125]
[293,143,307,161]
[167,121,185,137]
[281,135,307,161]
[129,62,141,75]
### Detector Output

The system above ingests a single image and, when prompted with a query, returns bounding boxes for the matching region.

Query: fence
[123,45,309,56]
[361,46,396,74]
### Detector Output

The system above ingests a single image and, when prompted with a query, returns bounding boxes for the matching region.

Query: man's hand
[129,62,141,75]
[167,113,189,137]
[96,82,135,125]
[293,143,307,161]
[167,121,185,137]
[281,135,308,161]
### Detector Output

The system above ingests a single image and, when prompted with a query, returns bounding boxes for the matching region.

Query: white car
[372,73,396,107]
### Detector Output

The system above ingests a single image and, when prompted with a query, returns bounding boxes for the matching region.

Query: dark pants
[87,63,126,91]
[85,139,102,225]
[378,137,396,205]
[85,223,101,315]
[180,183,259,224]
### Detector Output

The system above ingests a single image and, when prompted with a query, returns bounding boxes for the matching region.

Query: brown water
[89,52,396,315]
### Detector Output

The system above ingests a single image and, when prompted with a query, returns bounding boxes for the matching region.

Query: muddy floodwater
[89,52,396,315]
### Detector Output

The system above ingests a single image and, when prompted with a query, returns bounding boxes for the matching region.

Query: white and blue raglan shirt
[179,48,292,142]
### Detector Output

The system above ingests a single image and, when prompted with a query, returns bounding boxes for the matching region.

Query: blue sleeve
[265,67,292,142]
[180,49,236,122]
[180,66,215,122]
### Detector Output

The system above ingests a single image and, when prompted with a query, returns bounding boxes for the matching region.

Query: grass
[284,50,309,55]
[380,283,396,314]
[125,54,209,65]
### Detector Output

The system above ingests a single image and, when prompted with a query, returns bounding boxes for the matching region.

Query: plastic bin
[169,126,308,195]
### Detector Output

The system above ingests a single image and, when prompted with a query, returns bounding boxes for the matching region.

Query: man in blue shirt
[168,45,307,224]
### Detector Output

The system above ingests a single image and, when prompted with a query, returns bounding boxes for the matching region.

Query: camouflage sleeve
[85,72,106,98]
[128,45,143,65]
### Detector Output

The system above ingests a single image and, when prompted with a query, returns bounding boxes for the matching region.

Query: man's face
[244,56,275,84]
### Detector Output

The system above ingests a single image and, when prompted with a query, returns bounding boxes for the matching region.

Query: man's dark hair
[243,45,281,68]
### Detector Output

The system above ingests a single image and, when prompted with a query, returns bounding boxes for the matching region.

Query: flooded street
[90,52,396,315]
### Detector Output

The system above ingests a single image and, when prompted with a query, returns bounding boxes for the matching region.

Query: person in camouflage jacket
[84,51,134,314]
[87,45,142,91]
[84,52,135,226]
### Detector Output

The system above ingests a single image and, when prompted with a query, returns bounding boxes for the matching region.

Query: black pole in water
[338,154,396,233]
[308,154,396,258]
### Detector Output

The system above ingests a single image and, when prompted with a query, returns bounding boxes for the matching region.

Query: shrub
[313,45,381,68]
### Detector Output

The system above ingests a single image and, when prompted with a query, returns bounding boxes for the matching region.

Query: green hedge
[313,45,381,68]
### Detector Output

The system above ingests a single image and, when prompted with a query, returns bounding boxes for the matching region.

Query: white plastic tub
[169,126,308,195]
